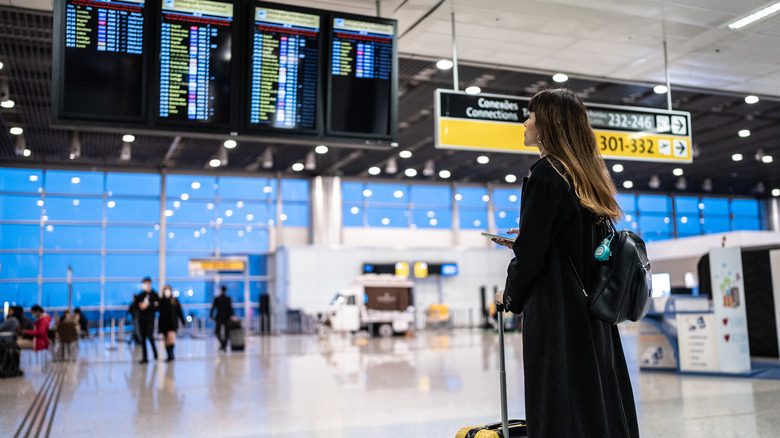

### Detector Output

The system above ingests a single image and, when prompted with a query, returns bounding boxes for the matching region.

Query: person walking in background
[210,286,233,352]
[495,88,639,437]
[158,285,186,361]
[23,305,52,352]
[73,308,89,338]
[134,277,160,364]
[127,294,142,345]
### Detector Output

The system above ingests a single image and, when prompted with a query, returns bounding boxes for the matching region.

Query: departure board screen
[157,0,233,125]
[248,6,320,132]
[328,17,396,138]
[61,0,146,120]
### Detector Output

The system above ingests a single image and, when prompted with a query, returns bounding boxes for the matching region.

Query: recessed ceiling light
[0,100,14,108]
[122,134,135,143]
[23,148,31,157]
[209,158,221,167]
[727,2,780,30]
[505,174,517,183]
[363,189,372,197]
[745,95,760,104]
[439,170,451,179]
[622,180,634,189]
[672,168,683,176]
[772,188,780,197]
[612,164,624,173]
[732,153,743,161]
[436,59,453,70]
[223,139,237,149]
[315,145,328,154]
[738,129,751,137]
[465,86,481,95]
[552,73,568,83]
[368,166,381,175]
[291,162,304,171]
[762,155,773,163]
[0,61,3,70]
[404,168,418,177]
[477,155,489,164]
[653,85,669,94]
[9,127,23,135]
[399,150,412,158]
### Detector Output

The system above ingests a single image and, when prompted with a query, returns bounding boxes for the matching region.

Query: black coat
[210,295,233,322]
[503,158,639,437]
[158,298,186,333]
[134,290,159,322]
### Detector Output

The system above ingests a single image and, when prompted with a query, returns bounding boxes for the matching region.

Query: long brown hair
[528,88,623,222]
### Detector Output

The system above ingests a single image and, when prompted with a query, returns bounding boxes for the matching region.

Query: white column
[310,176,343,245]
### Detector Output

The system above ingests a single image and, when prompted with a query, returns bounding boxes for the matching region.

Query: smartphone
[480,232,514,242]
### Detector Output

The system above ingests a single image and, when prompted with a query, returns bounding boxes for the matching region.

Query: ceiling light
[120,142,131,161]
[291,162,304,171]
[209,158,221,167]
[505,174,517,183]
[612,164,624,173]
[653,85,669,94]
[386,157,397,174]
[404,168,418,177]
[477,155,489,164]
[71,177,80,184]
[738,129,751,137]
[772,188,780,197]
[762,155,774,163]
[436,59,453,70]
[368,166,381,175]
[304,151,316,170]
[439,170,451,179]
[672,168,683,176]
[315,145,328,154]
[701,178,713,192]
[727,2,780,30]
[675,176,687,191]
[465,86,481,95]
[0,61,3,70]
[223,139,237,149]
[745,95,760,104]
[399,150,412,158]
[9,126,23,135]
[122,134,135,143]
[622,181,634,189]
[262,148,273,168]
[649,175,661,189]
[69,131,81,160]
[23,148,31,157]
[0,100,14,108]
[422,159,435,176]
[363,189,372,197]
[552,73,568,83]
[732,153,743,161]
[191,182,201,189]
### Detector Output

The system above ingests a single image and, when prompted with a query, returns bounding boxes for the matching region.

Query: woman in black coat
[158,285,186,361]
[495,88,640,437]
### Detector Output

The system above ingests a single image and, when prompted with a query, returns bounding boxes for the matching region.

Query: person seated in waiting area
[23,305,52,352]
[0,306,20,342]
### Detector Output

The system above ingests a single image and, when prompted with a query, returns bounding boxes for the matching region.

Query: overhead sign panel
[435,89,693,163]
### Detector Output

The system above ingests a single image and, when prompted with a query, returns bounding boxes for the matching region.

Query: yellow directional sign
[189,259,245,272]
[435,89,692,163]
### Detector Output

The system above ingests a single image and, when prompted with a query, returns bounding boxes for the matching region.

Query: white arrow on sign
[673,139,688,157]
[658,139,672,155]
[671,116,687,135]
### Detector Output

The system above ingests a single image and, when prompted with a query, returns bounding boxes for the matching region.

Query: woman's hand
[495,291,504,305]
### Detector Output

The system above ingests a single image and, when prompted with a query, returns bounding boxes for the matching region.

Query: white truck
[318,275,415,338]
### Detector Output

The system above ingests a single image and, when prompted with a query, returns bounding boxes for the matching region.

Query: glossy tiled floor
[2,329,780,437]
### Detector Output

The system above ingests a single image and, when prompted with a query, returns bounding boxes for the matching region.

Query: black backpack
[0,339,24,379]
[566,225,653,324]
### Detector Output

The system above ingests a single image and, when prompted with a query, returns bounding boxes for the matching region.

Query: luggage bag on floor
[456,304,527,438]
[228,319,245,351]
[0,339,24,378]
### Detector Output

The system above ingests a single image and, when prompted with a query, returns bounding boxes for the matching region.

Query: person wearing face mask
[158,285,186,361]
[133,277,160,363]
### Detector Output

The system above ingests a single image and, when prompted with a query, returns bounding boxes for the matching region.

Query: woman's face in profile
[523,111,545,156]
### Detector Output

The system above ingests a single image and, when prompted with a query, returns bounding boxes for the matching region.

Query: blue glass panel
[456,187,489,207]
[281,203,308,227]
[342,182,364,203]
[732,217,760,231]
[1,282,38,307]
[0,194,42,220]
[281,179,308,201]
[106,226,160,250]
[343,205,363,227]
[702,217,730,234]
[616,194,636,213]
[0,168,43,193]
[43,225,102,250]
[105,281,146,307]
[494,210,521,231]
[674,197,699,214]
[0,253,39,279]
[219,280,247,303]
[492,188,521,208]
[677,215,701,236]
[45,196,102,221]
[219,227,269,252]
[246,255,268,276]
[731,199,759,217]
[701,198,729,215]
[643,233,672,243]
[459,209,488,229]
[166,175,216,198]
[0,224,40,249]
[218,176,273,200]
[367,207,408,227]
[170,282,211,306]
[412,208,451,228]
[638,214,673,238]
[166,200,216,224]
[41,282,100,308]
[45,170,103,195]
[637,195,671,213]
[42,254,101,278]
[364,183,408,205]
[167,226,216,251]
[105,253,159,278]
[106,173,160,196]
[410,186,451,207]
[219,201,270,225]
[106,198,160,223]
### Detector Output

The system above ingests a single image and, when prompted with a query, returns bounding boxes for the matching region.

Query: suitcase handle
[496,301,509,438]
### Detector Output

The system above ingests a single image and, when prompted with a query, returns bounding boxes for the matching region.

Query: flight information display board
[157,0,234,125]
[60,0,146,120]
[248,6,320,132]
[328,16,396,138]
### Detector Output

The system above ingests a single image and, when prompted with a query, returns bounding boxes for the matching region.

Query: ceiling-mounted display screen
[157,0,234,126]
[59,0,146,121]
[248,5,320,132]
[327,16,397,139]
